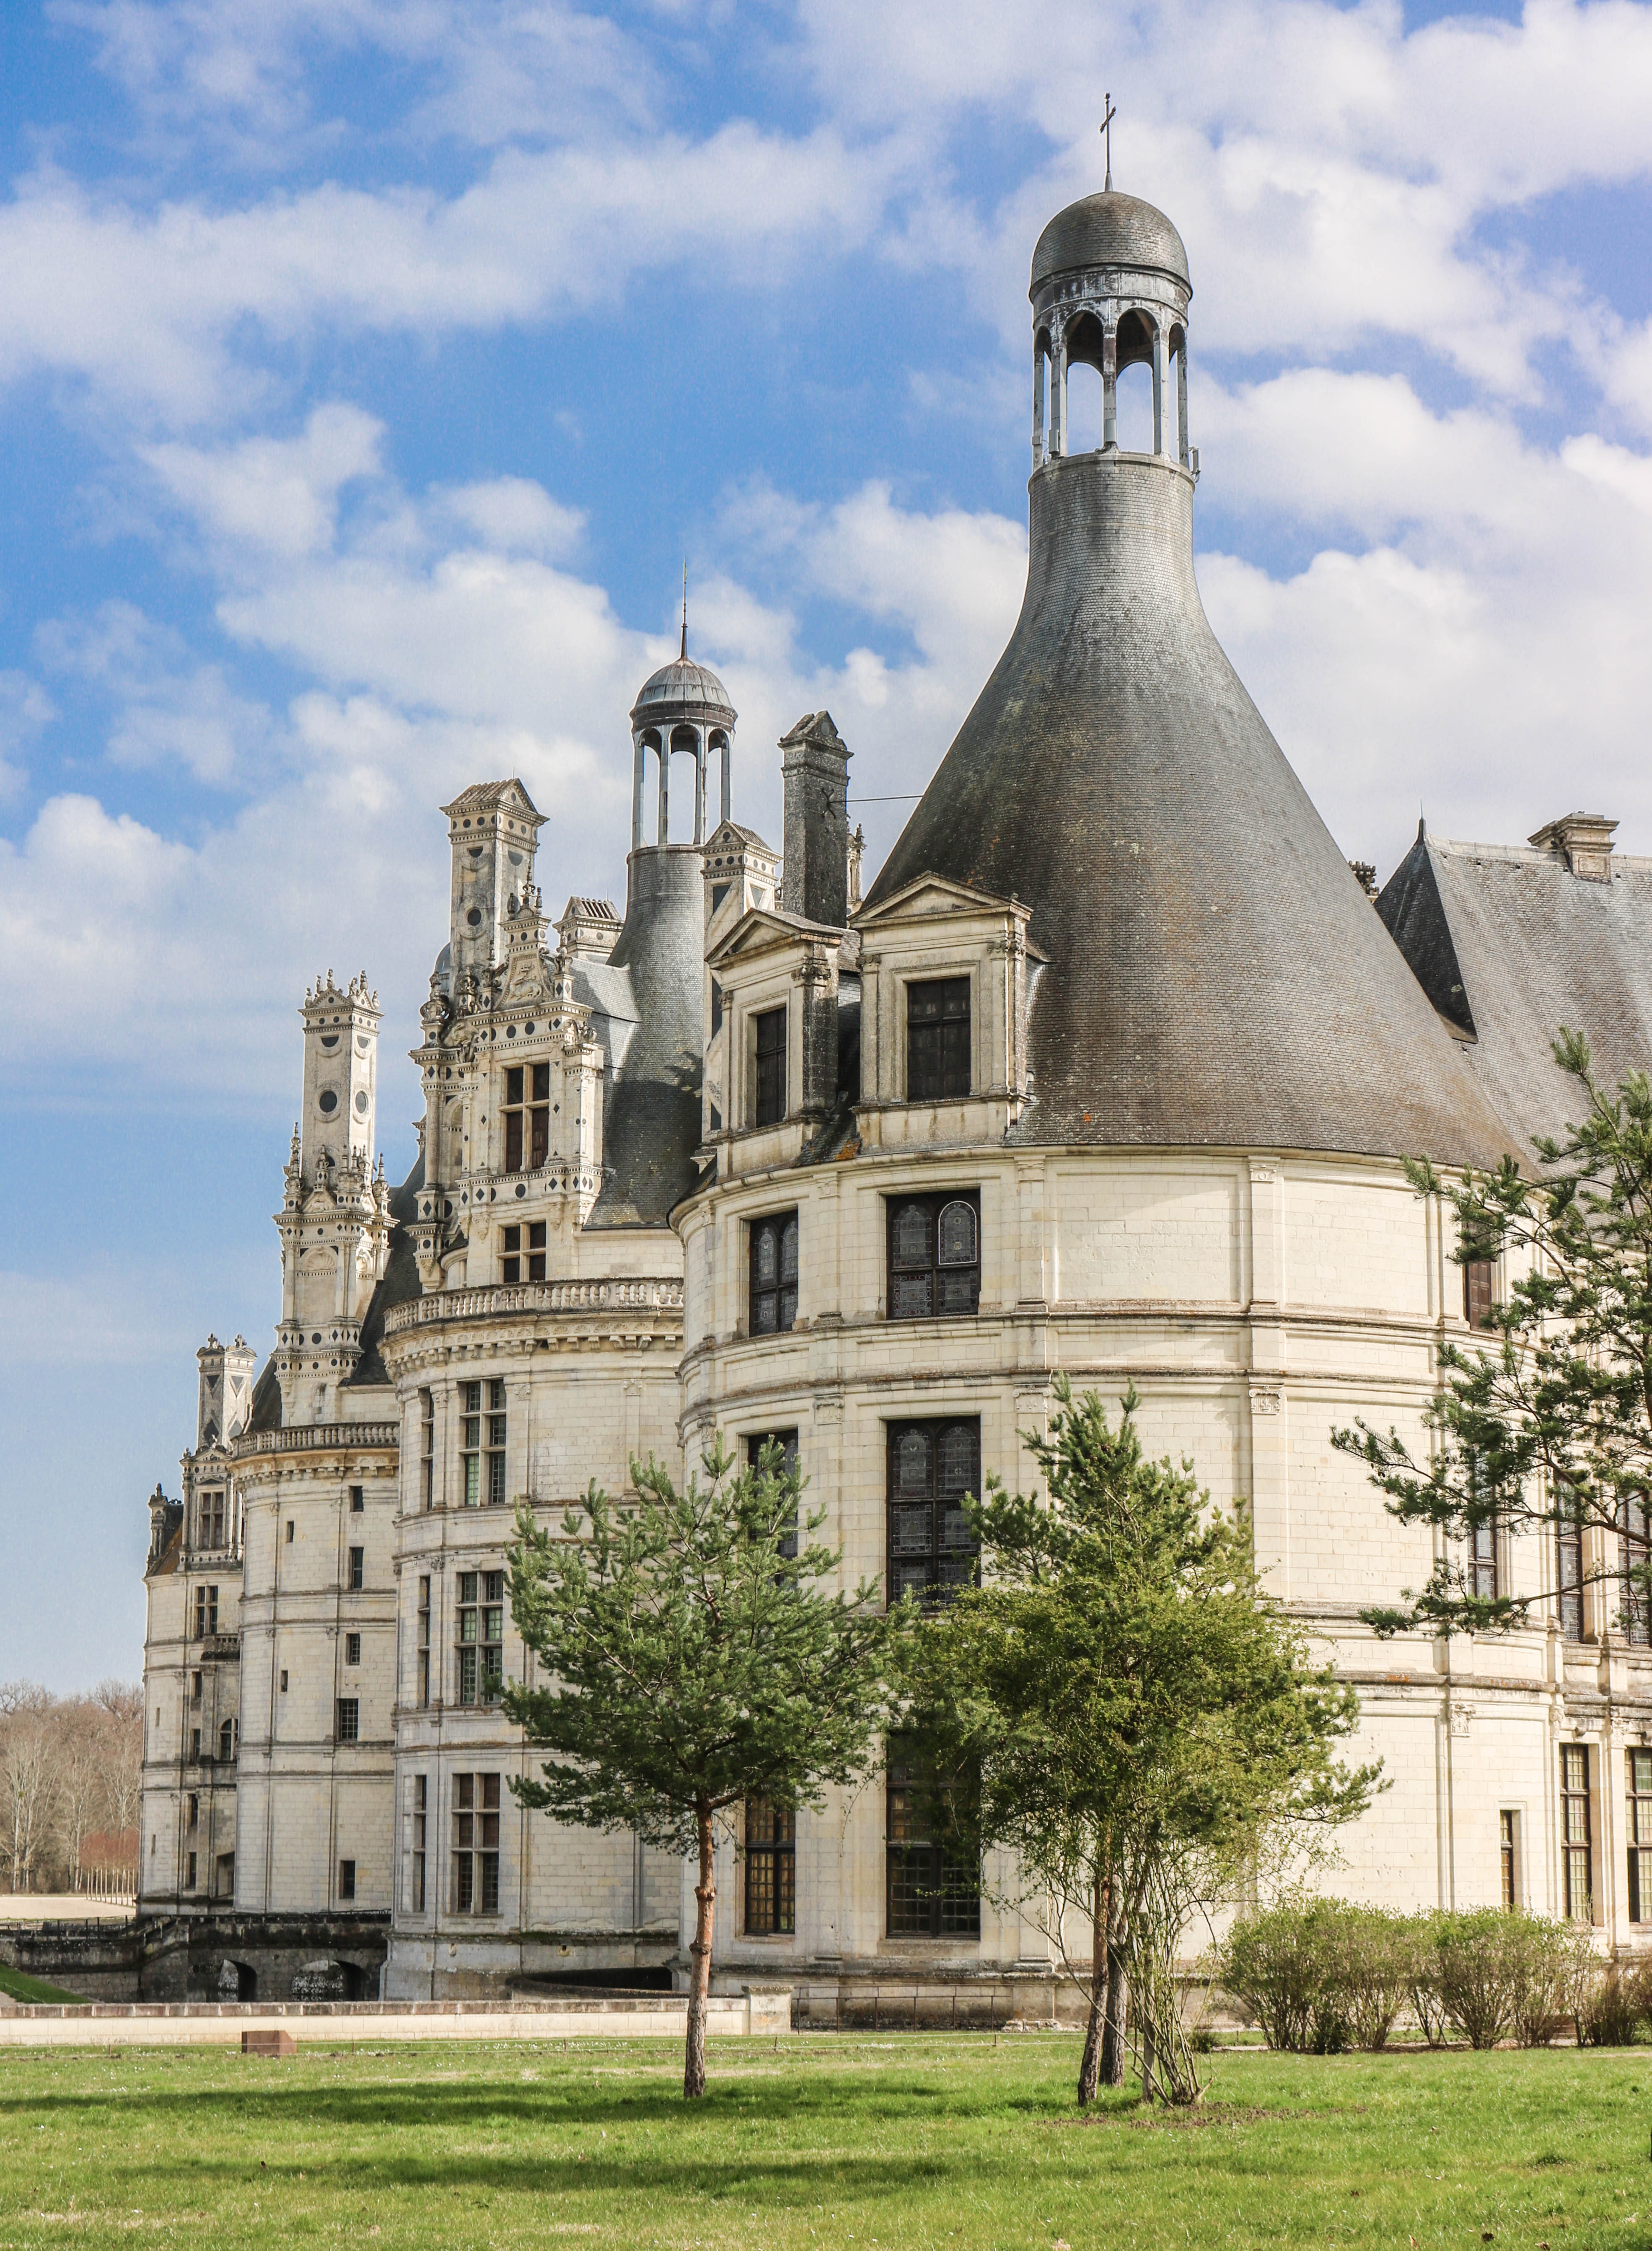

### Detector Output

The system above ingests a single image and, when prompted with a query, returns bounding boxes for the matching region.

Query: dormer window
[907,978,971,1100]
[504,1064,549,1171]
[753,1007,787,1127]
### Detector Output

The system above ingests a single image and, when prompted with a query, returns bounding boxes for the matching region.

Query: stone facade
[139,180,1652,2011]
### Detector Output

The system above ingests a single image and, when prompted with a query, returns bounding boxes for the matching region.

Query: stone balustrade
[232,1422,399,1458]
[384,1277,683,1335]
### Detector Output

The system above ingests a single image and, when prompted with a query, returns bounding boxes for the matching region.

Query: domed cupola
[628,626,737,851]
[865,183,1513,1167]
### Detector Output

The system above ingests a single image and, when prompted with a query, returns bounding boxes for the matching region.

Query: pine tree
[1335,1035,1652,1639]
[505,1436,896,2097]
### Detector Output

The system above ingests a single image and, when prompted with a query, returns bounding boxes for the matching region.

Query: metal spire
[1100,93,1117,191]
[680,558,688,661]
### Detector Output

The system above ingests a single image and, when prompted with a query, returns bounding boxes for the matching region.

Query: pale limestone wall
[381,1286,689,1998]
[678,1133,1652,1974]
[232,1429,398,1915]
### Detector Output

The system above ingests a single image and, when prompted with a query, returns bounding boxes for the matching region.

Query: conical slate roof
[866,451,1514,1167]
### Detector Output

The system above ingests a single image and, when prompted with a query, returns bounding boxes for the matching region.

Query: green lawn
[0,1963,84,2005]
[1,2035,1649,2249]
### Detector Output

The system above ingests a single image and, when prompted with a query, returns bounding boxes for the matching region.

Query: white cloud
[0,671,56,800]
[141,403,383,557]
[36,600,279,785]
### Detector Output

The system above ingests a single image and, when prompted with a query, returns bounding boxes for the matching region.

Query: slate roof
[629,657,736,729]
[588,848,704,1228]
[1379,827,1652,1159]
[865,449,1514,1168]
[441,778,542,820]
[1031,190,1189,290]
[344,1160,426,1389]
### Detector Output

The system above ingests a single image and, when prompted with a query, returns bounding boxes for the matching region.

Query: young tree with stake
[905,1379,1378,2107]
[505,1436,896,2098]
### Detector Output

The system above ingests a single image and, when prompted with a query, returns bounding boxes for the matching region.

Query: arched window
[1115,308,1157,453]
[748,1210,798,1334]
[888,1190,981,1319]
[1064,310,1106,453]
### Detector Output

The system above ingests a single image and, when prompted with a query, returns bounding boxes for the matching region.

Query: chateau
[139,184,1652,2010]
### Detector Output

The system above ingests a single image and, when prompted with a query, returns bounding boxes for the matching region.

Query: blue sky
[6,0,1652,1688]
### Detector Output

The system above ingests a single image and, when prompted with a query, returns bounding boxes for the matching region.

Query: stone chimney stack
[779,711,851,929]
[1529,812,1617,882]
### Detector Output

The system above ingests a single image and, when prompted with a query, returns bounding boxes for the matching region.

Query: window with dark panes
[1624,1497,1651,1646]
[888,1192,980,1320]
[337,1697,359,1743]
[219,1718,235,1761]
[906,978,971,1101]
[338,1858,356,1902]
[411,1774,427,1912]
[1500,1810,1518,1908]
[1463,1258,1497,1329]
[886,1735,979,1939]
[887,1419,980,1607]
[194,1585,219,1637]
[462,1379,507,1506]
[502,1221,546,1283]
[1557,1501,1585,1640]
[456,1570,505,1705]
[417,1576,431,1708]
[347,1545,364,1591]
[453,1773,501,1912]
[743,1799,795,1935]
[1471,1515,1499,1603]
[344,1631,361,1666]
[1562,1744,1592,1920]
[1629,1752,1652,1922]
[753,1006,787,1126]
[748,1212,798,1334]
[349,1485,364,1514]
[419,1387,435,1509]
[746,1430,800,1560]
[198,1488,226,1548]
[503,1062,551,1171]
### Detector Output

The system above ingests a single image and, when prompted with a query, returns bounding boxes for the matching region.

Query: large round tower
[870,188,1510,1167]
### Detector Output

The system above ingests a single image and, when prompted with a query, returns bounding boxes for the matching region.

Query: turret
[441,779,545,985]
[196,1333,257,1449]
[300,970,380,1180]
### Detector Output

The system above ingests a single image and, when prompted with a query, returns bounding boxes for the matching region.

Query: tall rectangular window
[744,1800,795,1935]
[337,1858,356,1903]
[218,1718,235,1762]
[906,978,971,1101]
[420,1388,435,1510]
[198,1489,227,1548]
[344,1631,361,1666]
[452,1773,501,1913]
[337,1698,359,1743]
[456,1571,505,1705]
[186,1793,198,1833]
[347,1546,364,1591]
[886,1736,979,1939]
[748,1212,798,1334]
[1500,1810,1519,1909]
[888,1192,980,1320]
[746,1431,800,1560]
[753,1006,787,1127]
[1471,1514,1499,1602]
[1629,1752,1652,1923]
[503,1063,551,1172]
[411,1775,427,1912]
[417,1576,431,1708]
[186,1851,197,1891]
[1557,1503,1585,1641]
[462,1381,507,1506]
[887,1419,980,1608]
[1561,1744,1592,1921]
[1624,1498,1651,1646]
[194,1585,219,1637]
[1463,1258,1497,1329]
[348,1485,364,1514]
[502,1221,546,1283]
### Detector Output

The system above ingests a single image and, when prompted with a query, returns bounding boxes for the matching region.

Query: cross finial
[1100,93,1117,192]
[680,557,688,662]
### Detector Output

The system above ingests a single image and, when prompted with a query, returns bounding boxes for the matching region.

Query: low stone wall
[0,1988,792,2048]
[0,1911,390,2003]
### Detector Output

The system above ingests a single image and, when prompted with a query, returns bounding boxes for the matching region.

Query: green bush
[1223,1899,1587,2053]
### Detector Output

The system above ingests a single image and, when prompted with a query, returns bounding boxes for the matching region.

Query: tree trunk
[1100,1898,1128,2087]
[1077,1867,1107,2106]
[684,1800,716,2099]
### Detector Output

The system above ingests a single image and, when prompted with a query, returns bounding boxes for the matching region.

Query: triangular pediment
[855,871,1044,946]
[707,903,838,970]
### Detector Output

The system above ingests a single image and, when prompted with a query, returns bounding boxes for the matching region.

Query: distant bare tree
[0,1680,143,1893]
[2,1712,60,1892]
